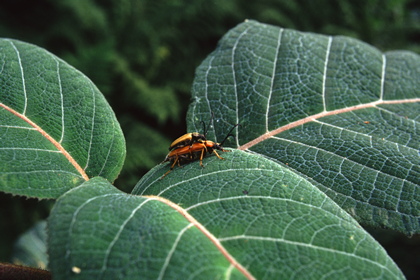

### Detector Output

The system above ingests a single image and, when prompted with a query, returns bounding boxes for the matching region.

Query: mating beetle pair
[162,118,239,178]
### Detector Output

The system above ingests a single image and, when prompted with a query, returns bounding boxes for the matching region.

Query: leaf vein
[231,26,251,146]
[83,83,96,171]
[8,40,27,115]
[266,28,283,133]
[158,223,194,280]
[0,124,36,130]
[100,197,153,274]
[322,37,333,112]
[271,135,415,189]
[218,235,398,277]
[54,56,65,143]
[145,195,256,280]
[0,103,89,180]
[0,147,62,153]
[240,98,420,150]
[380,54,386,101]
[185,196,351,225]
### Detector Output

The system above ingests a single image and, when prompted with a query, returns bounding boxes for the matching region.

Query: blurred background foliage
[0,0,419,278]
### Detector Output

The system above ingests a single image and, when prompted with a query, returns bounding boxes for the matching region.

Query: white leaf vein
[266,28,283,133]
[8,40,27,115]
[218,235,398,277]
[322,37,333,112]
[231,26,251,146]
[380,54,386,101]
[158,223,194,280]
[83,82,96,171]
[53,56,65,144]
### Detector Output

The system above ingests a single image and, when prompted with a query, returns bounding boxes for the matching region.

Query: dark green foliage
[0,0,418,278]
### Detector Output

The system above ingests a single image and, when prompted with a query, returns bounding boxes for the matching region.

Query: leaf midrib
[144,195,256,280]
[239,98,420,150]
[0,102,89,181]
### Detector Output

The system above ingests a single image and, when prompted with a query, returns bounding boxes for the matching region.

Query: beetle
[168,132,206,151]
[168,115,214,151]
[162,124,239,178]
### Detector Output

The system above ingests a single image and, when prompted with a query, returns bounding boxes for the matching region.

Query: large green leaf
[187,20,419,235]
[46,21,412,279]
[49,160,404,279]
[0,39,126,198]
[49,177,249,280]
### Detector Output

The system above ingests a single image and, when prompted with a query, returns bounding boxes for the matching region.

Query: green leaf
[49,161,405,279]
[131,150,403,279]
[0,39,126,198]
[46,21,409,278]
[48,177,249,280]
[12,221,48,269]
[187,20,420,235]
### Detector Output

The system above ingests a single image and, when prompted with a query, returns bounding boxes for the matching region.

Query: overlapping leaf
[49,177,248,280]
[48,154,404,279]
[8,21,417,279]
[187,20,420,235]
[12,221,48,269]
[0,39,126,198]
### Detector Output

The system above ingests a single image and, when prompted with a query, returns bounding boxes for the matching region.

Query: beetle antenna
[220,124,240,146]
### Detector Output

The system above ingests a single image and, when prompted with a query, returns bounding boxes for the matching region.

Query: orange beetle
[168,117,214,151]
[168,132,206,151]
[162,124,239,178]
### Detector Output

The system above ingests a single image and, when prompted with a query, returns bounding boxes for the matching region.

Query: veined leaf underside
[189,21,420,234]
[1,39,126,197]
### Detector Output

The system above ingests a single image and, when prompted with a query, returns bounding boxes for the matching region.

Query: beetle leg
[176,156,183,167]
[199,148,206,167]
[213,150,225,160]
[161,155,180,179]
